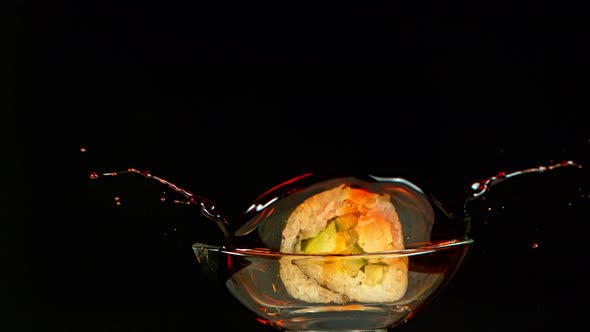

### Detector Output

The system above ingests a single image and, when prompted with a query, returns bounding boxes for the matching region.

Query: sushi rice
[279,184,409,303]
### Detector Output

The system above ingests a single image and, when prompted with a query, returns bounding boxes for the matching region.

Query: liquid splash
[464,160,582,220]
[465,160,583,209]
[90,168,231,244]
[90,160,583,248]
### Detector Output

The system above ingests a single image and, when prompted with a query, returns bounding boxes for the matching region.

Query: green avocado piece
[350,243,364,254]
[334,214,358,232]
[301,221,338,253]
[340,258,368,276]
[364,264,385,285]
[337,230,361,254]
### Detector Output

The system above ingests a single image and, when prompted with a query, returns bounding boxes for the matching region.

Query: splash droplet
[471,182,484,192]
[80,147,87,153]
[89,167,231,242]
[532,242,539,249]
[466,160,583,203]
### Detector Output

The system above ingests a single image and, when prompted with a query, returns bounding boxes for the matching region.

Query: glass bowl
[89,161,581,331]
[192,173,474,331]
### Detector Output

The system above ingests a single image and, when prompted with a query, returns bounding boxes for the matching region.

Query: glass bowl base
[277,308,398,331]
[286,330,386,332]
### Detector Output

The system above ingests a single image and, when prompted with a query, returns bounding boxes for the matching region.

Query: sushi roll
[279,184,409,303]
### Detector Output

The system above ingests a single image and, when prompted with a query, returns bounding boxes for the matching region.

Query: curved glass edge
[234,174,446,251]
[192,238,474,258]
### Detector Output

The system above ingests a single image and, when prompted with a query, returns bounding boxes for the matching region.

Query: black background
[5,1,589,331]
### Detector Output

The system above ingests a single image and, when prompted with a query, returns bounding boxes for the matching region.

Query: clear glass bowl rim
[192,238,474,258]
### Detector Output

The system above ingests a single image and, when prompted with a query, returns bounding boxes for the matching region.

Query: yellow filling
[298,213,395,283]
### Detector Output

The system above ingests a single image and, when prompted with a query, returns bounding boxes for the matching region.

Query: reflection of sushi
[279,184,408,303]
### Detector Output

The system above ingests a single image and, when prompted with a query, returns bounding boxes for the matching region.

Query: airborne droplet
[89,167,231,242]
[466,160,582,204]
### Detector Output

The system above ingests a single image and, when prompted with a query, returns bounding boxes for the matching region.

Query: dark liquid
[89,160,583,248]
[90,168,231,243]
[468,160,582,198]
